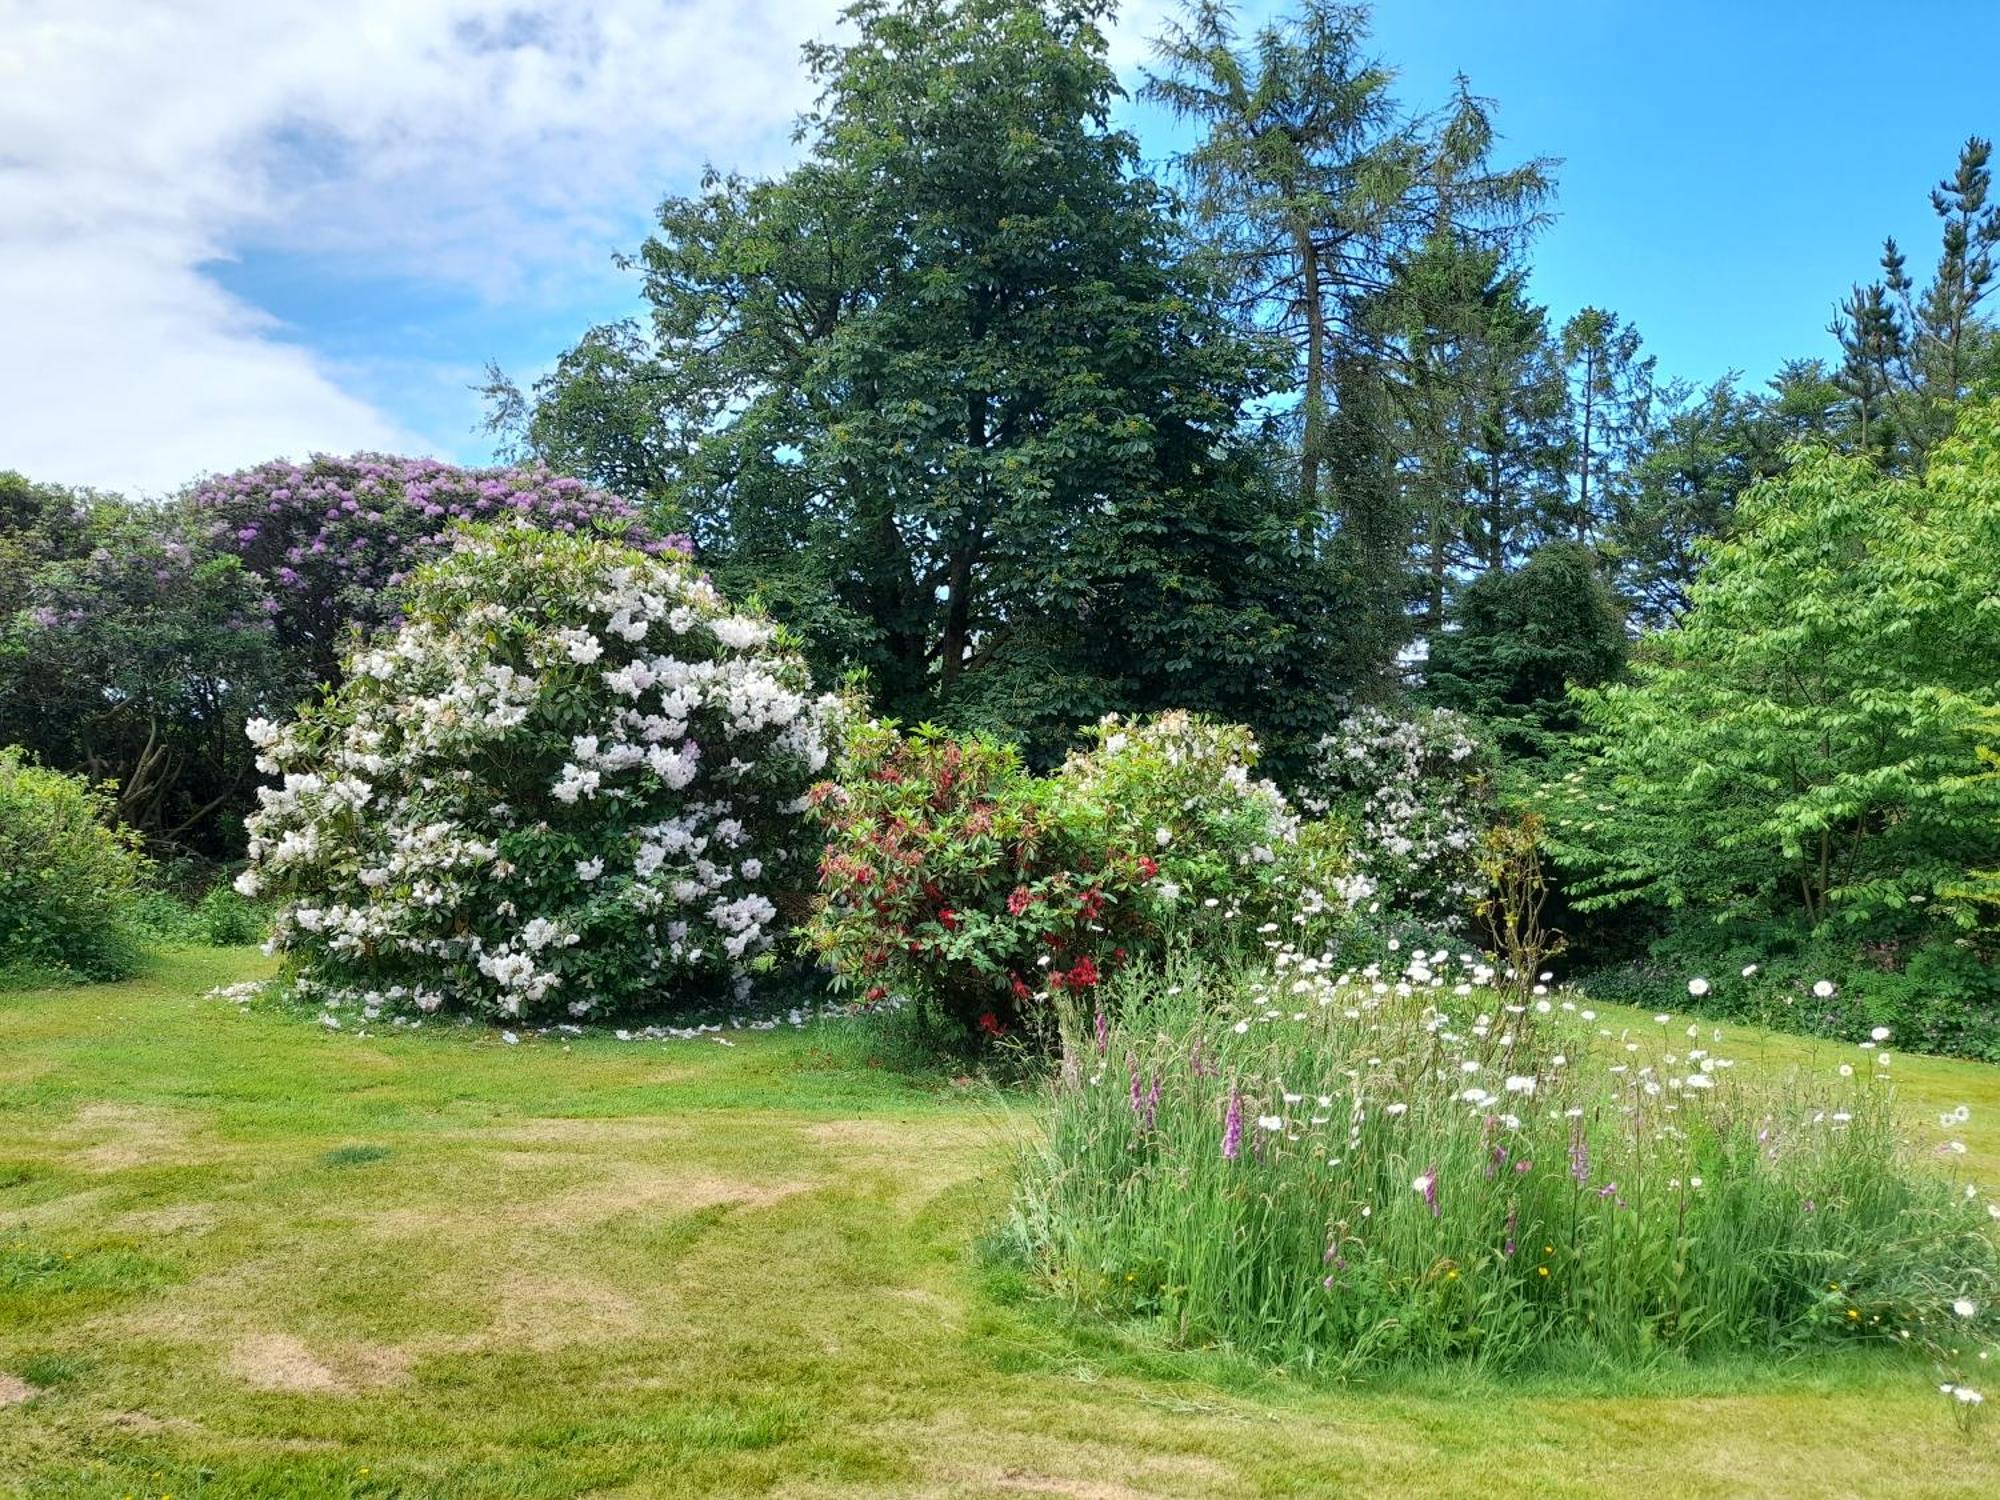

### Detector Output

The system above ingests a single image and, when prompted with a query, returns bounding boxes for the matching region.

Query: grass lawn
[3,949,1999,1498]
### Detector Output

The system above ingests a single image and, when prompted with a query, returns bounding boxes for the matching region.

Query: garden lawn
[1,952,1998,1499]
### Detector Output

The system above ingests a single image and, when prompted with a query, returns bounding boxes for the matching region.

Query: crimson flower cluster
[803,723,1161,1034]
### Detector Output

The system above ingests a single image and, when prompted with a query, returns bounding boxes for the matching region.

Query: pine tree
[1144,1,1550,520]
[1377,234,1566,627]
[1831,280,1905,459]
[1557,307,1656,544]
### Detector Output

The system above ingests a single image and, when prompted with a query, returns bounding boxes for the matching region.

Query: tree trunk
[1577,345,1596,541]
[1296,223,1328,521]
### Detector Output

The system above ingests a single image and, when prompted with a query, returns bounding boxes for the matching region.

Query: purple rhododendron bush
[184,453,684,684]
[236,521,842,1022]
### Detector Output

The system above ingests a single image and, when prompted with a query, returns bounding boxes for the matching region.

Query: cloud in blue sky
[0,1,846,491]
[0,0,1189,495]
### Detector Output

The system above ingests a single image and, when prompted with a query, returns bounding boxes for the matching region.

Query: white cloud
[0,0,1184,495]
[0,0,843,493]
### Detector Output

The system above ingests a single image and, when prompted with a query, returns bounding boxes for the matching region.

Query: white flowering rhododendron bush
[1055,712,1365,932]
[1303,706,1492,927]
[237,523,842,1022]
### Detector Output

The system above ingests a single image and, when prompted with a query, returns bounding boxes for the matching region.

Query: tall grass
[1009,947,2000,1387]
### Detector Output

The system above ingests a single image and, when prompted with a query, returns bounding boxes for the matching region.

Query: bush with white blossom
[1056,712,1361,938]
[1302,705,1492,926]
[237,522,842,1022]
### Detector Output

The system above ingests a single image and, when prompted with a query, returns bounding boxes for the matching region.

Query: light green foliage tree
[1550,401,2000,937]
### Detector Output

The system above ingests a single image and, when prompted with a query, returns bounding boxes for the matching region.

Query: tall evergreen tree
[1556,306,1656,545]
[1613,378,1783,625]
[1831,281,1904,460]
[1828,137,2000,467]
[1142,4,1550,512]
[1322,345,1411,684]
[1377,234,1566,627]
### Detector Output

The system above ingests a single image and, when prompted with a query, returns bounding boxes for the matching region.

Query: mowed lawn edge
[1,949,1998,1499]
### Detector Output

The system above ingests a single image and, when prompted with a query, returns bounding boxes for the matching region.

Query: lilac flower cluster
[182,453,690,676]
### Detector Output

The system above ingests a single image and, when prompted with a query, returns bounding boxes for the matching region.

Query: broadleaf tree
[489,0,1352,769]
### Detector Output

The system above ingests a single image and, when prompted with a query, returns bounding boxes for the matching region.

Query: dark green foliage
[1381,236,1568,627]
[1829,136,2000,468]
[0,748,150,983]
[1146,3,1550,682]
[0,500,284,854]
[1427,541,1627,754]
[1614,378,1786,625]
[1145,3,1552,514]
[491,0,1351,765]
[193,882,267,947]
[1555,306,1657,545]
[1322,350,1412,685]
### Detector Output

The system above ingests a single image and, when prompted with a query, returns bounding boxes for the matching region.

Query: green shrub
[1055,712,1358,946]
[1009,952,2000,1381]
[0,749,149,982]
[186,883,263,947]
[1427,539,1629,756]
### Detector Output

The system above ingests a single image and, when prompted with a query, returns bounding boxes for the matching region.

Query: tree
[1320,345,1412,682]
[1613,377,1783,625]
[0,503,284,852]
[1764,359,1845,447]
[1426,539,1626,755]
[1556,306,1655,545]
[492,0,1351,767]
[1828,137,2000,467]
[1831,281,1904,460]
[1375,234,1567,627]
[1144,0,1551,514]
[0,471,102,623]
[1549,401,2000,938]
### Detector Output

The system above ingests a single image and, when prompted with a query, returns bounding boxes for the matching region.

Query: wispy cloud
[0,0,1185,495]
[0,0,845,493]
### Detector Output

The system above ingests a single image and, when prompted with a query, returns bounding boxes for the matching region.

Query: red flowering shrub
[803,715,1366,1057]
[802,721,1156,1037]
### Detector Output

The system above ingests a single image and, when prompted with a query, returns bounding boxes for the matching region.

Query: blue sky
[4,1,1995,493]
[1352,0,1997,394]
